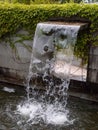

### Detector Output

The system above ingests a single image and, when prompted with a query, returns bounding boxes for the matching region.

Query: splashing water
[17,77,70,125]
[17,22,82,125]
[17,101,70,125]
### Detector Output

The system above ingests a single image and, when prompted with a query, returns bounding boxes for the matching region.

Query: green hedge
[0,3,98,61]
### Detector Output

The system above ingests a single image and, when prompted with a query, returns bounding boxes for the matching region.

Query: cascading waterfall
[17,22,82,125]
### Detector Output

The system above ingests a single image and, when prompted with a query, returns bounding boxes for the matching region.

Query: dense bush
[0,3,98,60]
[0,0,60,4]
[31,0,59,4]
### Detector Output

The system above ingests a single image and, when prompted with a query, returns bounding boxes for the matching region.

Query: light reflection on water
[0,83,98,130]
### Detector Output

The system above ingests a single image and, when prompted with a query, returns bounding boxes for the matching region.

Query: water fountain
[0,21,98,130]
[17,21,88,125]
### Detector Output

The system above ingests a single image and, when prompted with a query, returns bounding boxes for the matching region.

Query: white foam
[45,104,68,125]
[17,101,71,125]
[17,102,42,117]
[3,87,15,93]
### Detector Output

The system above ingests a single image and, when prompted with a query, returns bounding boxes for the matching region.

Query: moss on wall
[0,3,98,61]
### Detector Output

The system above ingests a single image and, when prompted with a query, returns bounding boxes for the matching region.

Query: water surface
[0,83,98,130]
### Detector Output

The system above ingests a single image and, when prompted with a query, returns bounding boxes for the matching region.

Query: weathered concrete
[68,79,98,102]
[87,46,98,84]
[0,29,32,85]
[0,27,87,86]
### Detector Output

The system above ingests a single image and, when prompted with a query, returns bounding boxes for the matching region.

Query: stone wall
[0,30,32,85]
[87,46,98,84]
[0,29,87,86]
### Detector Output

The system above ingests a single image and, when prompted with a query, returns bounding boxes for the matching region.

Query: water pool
[0,82,98,130]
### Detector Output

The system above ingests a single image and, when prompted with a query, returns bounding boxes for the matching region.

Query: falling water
[17,22,83,125]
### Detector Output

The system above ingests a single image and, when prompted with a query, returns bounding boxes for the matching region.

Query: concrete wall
[0,29,87,86]
[87,46,98,84]
[0,30,32,85]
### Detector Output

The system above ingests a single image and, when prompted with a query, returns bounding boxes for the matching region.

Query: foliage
[60,0,82,3]
[0,0,60,4]
[0,3,98,61]
[31,0,59,4]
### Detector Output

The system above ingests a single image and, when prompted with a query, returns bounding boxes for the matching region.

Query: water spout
[18,21,87,125]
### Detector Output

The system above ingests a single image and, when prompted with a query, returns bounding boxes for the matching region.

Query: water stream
[17,22,82,125]
[0,22,95,130]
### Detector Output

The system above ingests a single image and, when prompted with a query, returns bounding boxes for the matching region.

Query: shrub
[0,3,98,60]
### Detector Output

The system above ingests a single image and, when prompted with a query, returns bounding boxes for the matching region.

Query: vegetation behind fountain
[0,3,98,93]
